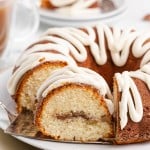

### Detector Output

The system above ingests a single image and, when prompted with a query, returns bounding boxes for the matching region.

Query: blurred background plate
[37,0,127,27]
[40,11,126,27]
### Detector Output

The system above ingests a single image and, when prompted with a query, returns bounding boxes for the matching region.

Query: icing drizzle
[43,24,149,66]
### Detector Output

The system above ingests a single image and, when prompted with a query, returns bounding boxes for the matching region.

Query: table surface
[0,0,150,149]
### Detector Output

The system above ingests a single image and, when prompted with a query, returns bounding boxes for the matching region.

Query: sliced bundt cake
[7,24,150,144]
[35,66,114,141]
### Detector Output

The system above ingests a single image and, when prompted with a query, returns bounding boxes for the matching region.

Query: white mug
[0,0,39,69]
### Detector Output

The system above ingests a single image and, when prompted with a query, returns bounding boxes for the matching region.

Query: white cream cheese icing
[43,24,150,66]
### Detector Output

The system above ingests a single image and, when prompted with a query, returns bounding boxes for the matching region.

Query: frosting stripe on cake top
[115,60,150,129]
[43,24,150,66]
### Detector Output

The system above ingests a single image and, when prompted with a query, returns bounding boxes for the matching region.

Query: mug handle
[10,0,39,42]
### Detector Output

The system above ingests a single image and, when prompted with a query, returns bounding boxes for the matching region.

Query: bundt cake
[7,24,150,144]
[40,0,101,16]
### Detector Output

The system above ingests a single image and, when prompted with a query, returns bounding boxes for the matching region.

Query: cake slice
[7,49,76,112]
[35,66,114,141]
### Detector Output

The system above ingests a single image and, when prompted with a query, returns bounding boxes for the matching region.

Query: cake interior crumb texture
[36,84,114,141]
[16,62,67,112]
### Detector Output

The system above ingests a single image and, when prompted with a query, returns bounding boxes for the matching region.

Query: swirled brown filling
[55,111,111,124]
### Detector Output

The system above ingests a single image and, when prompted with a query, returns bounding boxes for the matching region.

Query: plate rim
[39,0,127,21]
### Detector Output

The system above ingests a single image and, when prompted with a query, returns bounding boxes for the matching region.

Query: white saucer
[38,0,127,27]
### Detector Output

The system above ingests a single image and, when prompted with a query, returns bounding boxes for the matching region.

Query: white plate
[0,69,150,150]
[40,10,126,27]
[37,0,127,26]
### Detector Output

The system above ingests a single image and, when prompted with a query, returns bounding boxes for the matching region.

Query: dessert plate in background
[0,69,150,150]
[36,0,127,27]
